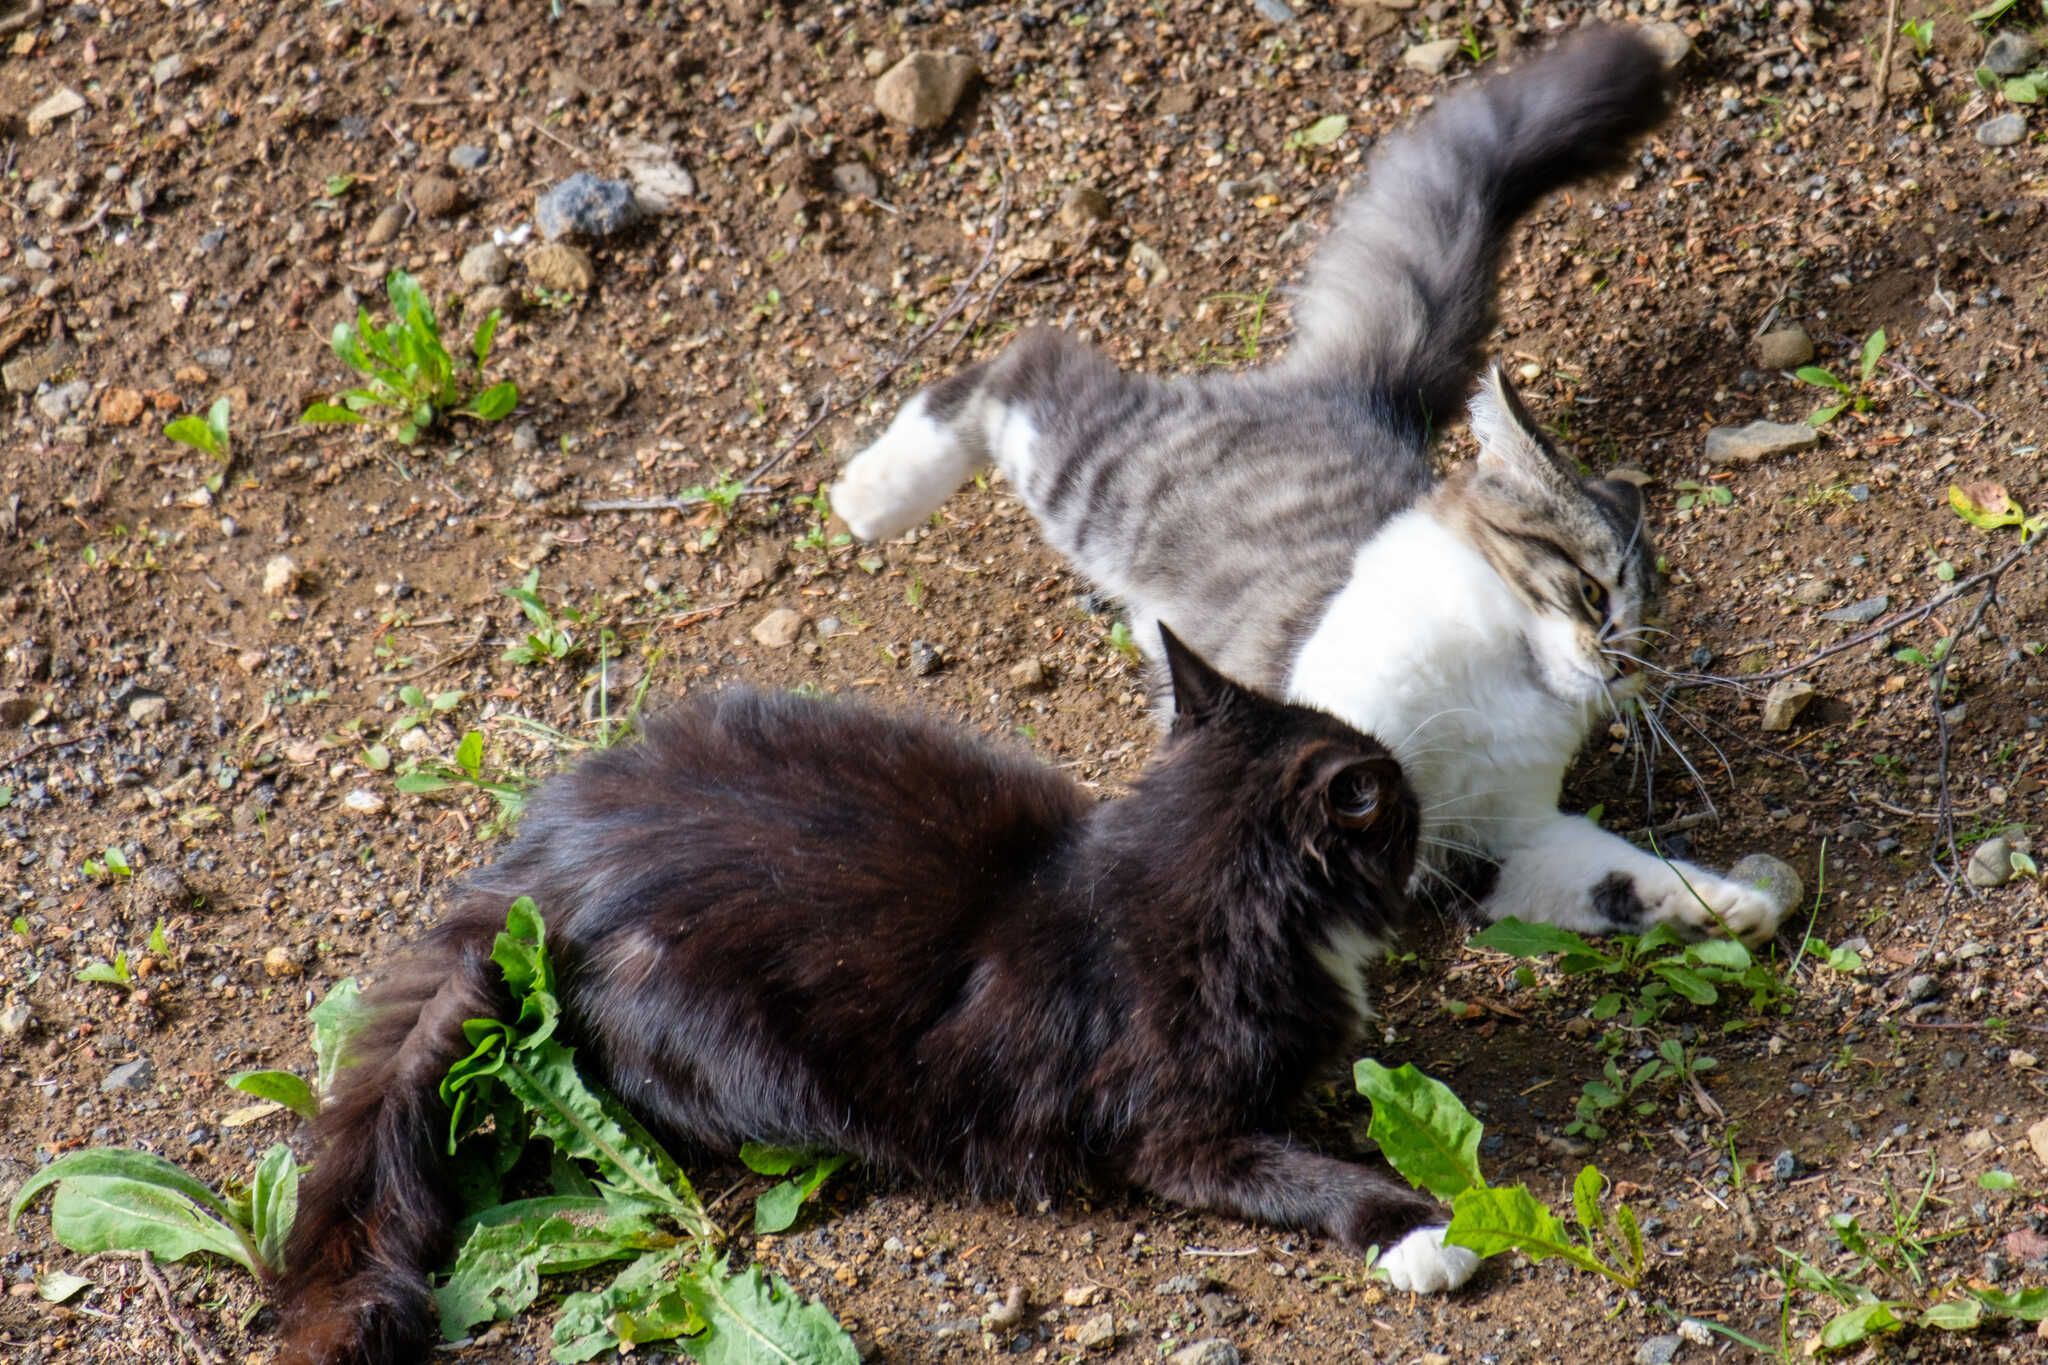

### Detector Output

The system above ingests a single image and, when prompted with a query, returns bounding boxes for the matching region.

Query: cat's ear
[1469,364,1574,491]
[1323,756,1403,831]
[1159,624,1234,723]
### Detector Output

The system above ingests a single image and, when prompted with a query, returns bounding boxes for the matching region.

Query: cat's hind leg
[1128,1131,1473,1291]
[835,328,1117,541]
[1485,812,1795,943]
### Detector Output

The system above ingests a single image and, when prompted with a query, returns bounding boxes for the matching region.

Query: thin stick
[1870,0,1901,127]
[520,114,592,164]
[1880,352,1993,428]
[76,1250,220,1365]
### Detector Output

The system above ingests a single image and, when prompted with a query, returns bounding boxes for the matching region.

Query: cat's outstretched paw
[833,394,973,540]
[1377,1225,1480,1294]
[1639,855,1800,945]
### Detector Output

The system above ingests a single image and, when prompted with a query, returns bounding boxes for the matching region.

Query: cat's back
[464,688,1090,941]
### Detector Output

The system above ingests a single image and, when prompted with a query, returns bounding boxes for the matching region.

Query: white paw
[832,394,975,540]
[1640,868,1788,944]
[1377,1224,1480,1294]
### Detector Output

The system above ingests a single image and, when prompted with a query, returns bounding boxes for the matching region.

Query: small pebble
[909,640,943,676]
[343,788,387,815]
[1977,112,2027,149]
[262,554,299,598]
[751,607,804,649]
[263,946,303,978]
[1772,1150,1800,1182]
[448,144,490,172]
[535,171,641,241]
[102,1058,155,1092]
[459,242,510,287]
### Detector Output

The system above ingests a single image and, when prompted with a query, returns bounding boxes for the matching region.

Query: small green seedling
[738,1143,850,1234]
[1673,479,1735,513]
[302,269,518,444]
[164,396,234,492]
[394,683,465,734]
[394,729,531,831]
[1900,17,1934,57]
[502,569,580,666]
[1457,22,1495,64]
[75,952,134,991]
[1949,480,2048,542]
[81,845,132,883]
[1107,620,1142,664]
[791,487,851,553]
[1796,329,1887,426]
[1355,1061,1644,1289]
[1976,62,2047,103]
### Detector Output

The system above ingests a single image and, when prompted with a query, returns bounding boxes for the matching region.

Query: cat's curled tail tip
[1378,1224,1482,1294]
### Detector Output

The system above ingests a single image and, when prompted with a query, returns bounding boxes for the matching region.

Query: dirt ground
[4,0,2048,1361]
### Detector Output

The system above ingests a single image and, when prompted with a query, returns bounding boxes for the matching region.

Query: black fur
[277,629,1436,1364]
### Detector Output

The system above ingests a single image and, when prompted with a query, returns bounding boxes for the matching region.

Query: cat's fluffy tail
[274,909,507,1365]
[1284,25,1668,427]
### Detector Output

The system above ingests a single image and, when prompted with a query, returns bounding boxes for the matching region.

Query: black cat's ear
[1324,757,1402,831]
[1159,624,1233,723]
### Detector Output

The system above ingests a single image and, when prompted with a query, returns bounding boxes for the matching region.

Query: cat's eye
[1326,762,1391,830]
[1579,574,1609,620]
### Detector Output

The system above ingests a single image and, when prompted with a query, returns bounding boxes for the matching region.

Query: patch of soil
[3,1,2046,1362]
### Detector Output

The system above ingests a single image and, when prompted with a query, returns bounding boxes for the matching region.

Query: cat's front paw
[1639,860,1796,944]
[832,395,969,540]
[1377,1225,1480,1294]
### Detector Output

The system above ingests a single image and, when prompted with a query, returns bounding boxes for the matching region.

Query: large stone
[1757,324,1815,369]
[102,1058,155,1092]
[459,242,510,287]
[751,607,803,649]
[1977,112,2027,149]
[1073,1313,1115,1351]
[1759,679,1816,732]
[1968,836,2015,889]
[1820,594,1889,624]
[874,52,979,130]
[1984,31,2041,77]
[526,242,595,293]
[26,87,87,136]
[1729,854,1802,915]
[1704,419,1819,465]
[1402,39,1462,76]
[1168,1342,1240,1365]
[3,342,75,394]
[1638,21,1691,69]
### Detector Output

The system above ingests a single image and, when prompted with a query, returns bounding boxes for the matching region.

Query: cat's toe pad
[1378,1225,1479,1294]
[833,396,969,540]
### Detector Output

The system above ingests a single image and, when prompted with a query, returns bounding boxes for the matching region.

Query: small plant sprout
[75,952,135,991]
[394,728,531,833]
[1107,620,1142,663]
[1900,16,1935,57]
[1673,479,1735,514]
[301,269,518,444]
[791,487,851,553]
[1949,480,2048,542]
[1796,328,1887,426]
[1284,113,1349,153]
[501,569,580,666]
[163,397,233,492]
[81,844,132,883]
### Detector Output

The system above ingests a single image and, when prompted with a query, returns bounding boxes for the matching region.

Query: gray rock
[1704,419,1819,465]
[1820,594,1889,624]
[1169,1342,1241,1365]
[1154,1274,1207,1296]
[1074,1312,1115,1351]
[1757,324,1815,369]
[26,87,87,137]
[830,162,880,199]
[1639,22,1692,70]
[21,246,53,272]
[1978,112,2027,148]
[751,607,803,649]
[1772,1150,1800,1182]
[448,144,490,172]
[1793,577,1836,606]
[1403,39,1462,76]
[0,1002,33,1038]
[1983,31,2040,77]
[102,1058,155,1092]
[459,242,511,287]
[535,171,641,241]
[1968,836,2015,888]
[34,379,90,423]
[909,640,944,677]
[125,691,169,725]
[511,422,540,453]
[1730,854,1802,914]
[1252,0,1297,22]
[1904,973,1941,1003]
[1759,678,1816,732]
[3,340,75,393]
[1636,1336,1682,1365]
[875,52,979,130]
[151,54,190,87]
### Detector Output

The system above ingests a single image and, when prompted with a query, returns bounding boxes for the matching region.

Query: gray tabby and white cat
[836,27,1794,954]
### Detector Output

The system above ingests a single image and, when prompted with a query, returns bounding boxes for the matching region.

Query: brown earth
[3,1,2048,1362]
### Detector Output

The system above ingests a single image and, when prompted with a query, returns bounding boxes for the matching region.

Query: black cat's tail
[274,908,508,1365]
[1284,25,1669,428]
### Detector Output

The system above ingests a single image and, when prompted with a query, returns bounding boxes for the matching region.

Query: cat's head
[1156,625,1418,905]
[1447,365,1660,709]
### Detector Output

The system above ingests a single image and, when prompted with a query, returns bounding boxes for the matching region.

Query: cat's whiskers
[1633,693,1720,816]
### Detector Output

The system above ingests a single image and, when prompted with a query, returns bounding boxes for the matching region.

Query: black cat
[278,627,1471,1365]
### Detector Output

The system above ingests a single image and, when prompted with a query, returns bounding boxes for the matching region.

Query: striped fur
[835,28,1794,945]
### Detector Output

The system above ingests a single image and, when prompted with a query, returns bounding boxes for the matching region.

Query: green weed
[302,269,518,444]
[1797,329,1887,426]
[502,569,581,666]
[163,396,234,492]
[394,729,532,832]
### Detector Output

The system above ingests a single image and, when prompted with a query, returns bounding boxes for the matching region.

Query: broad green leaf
[1614,1200,1644,1277]
[205,396,231,448]
[436,1202,666,1340]
[1571,1165,1602,1236]
[248,1143,298,1274]
[673,1255,861,1365]
[1652,963,1718,1005]
[301,402,368,425]
[461,381,519,422]
[1796,366,1848,392]
[1948,481,2026,530]
[1971,1286,2048,1321]
[1687,939,1752,971]
[1859,329,1887,384]
[310,978,365,1099]
[751,1155,848,1235]
[1353,1060,1484,1199]
[1918,1298,1982,1331]
[738,1143,802,1177]
[1444,1185,1587,1267]
[12,1148,237,1230]
[1979,1169,2016,1190]
[457,729,484,779]
[1467,917,1595,960]
[1809,401,1847,427]
[1817,1300,1904,1349]
[1289,114,1349,148]
[162,415,221,456]
[47,1176,257,1275]
[395,771,462,794]
[2005,74,2044,103]
[472,310,502,369]
[228,1070,319,1122]
[553,1248,700,1362]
